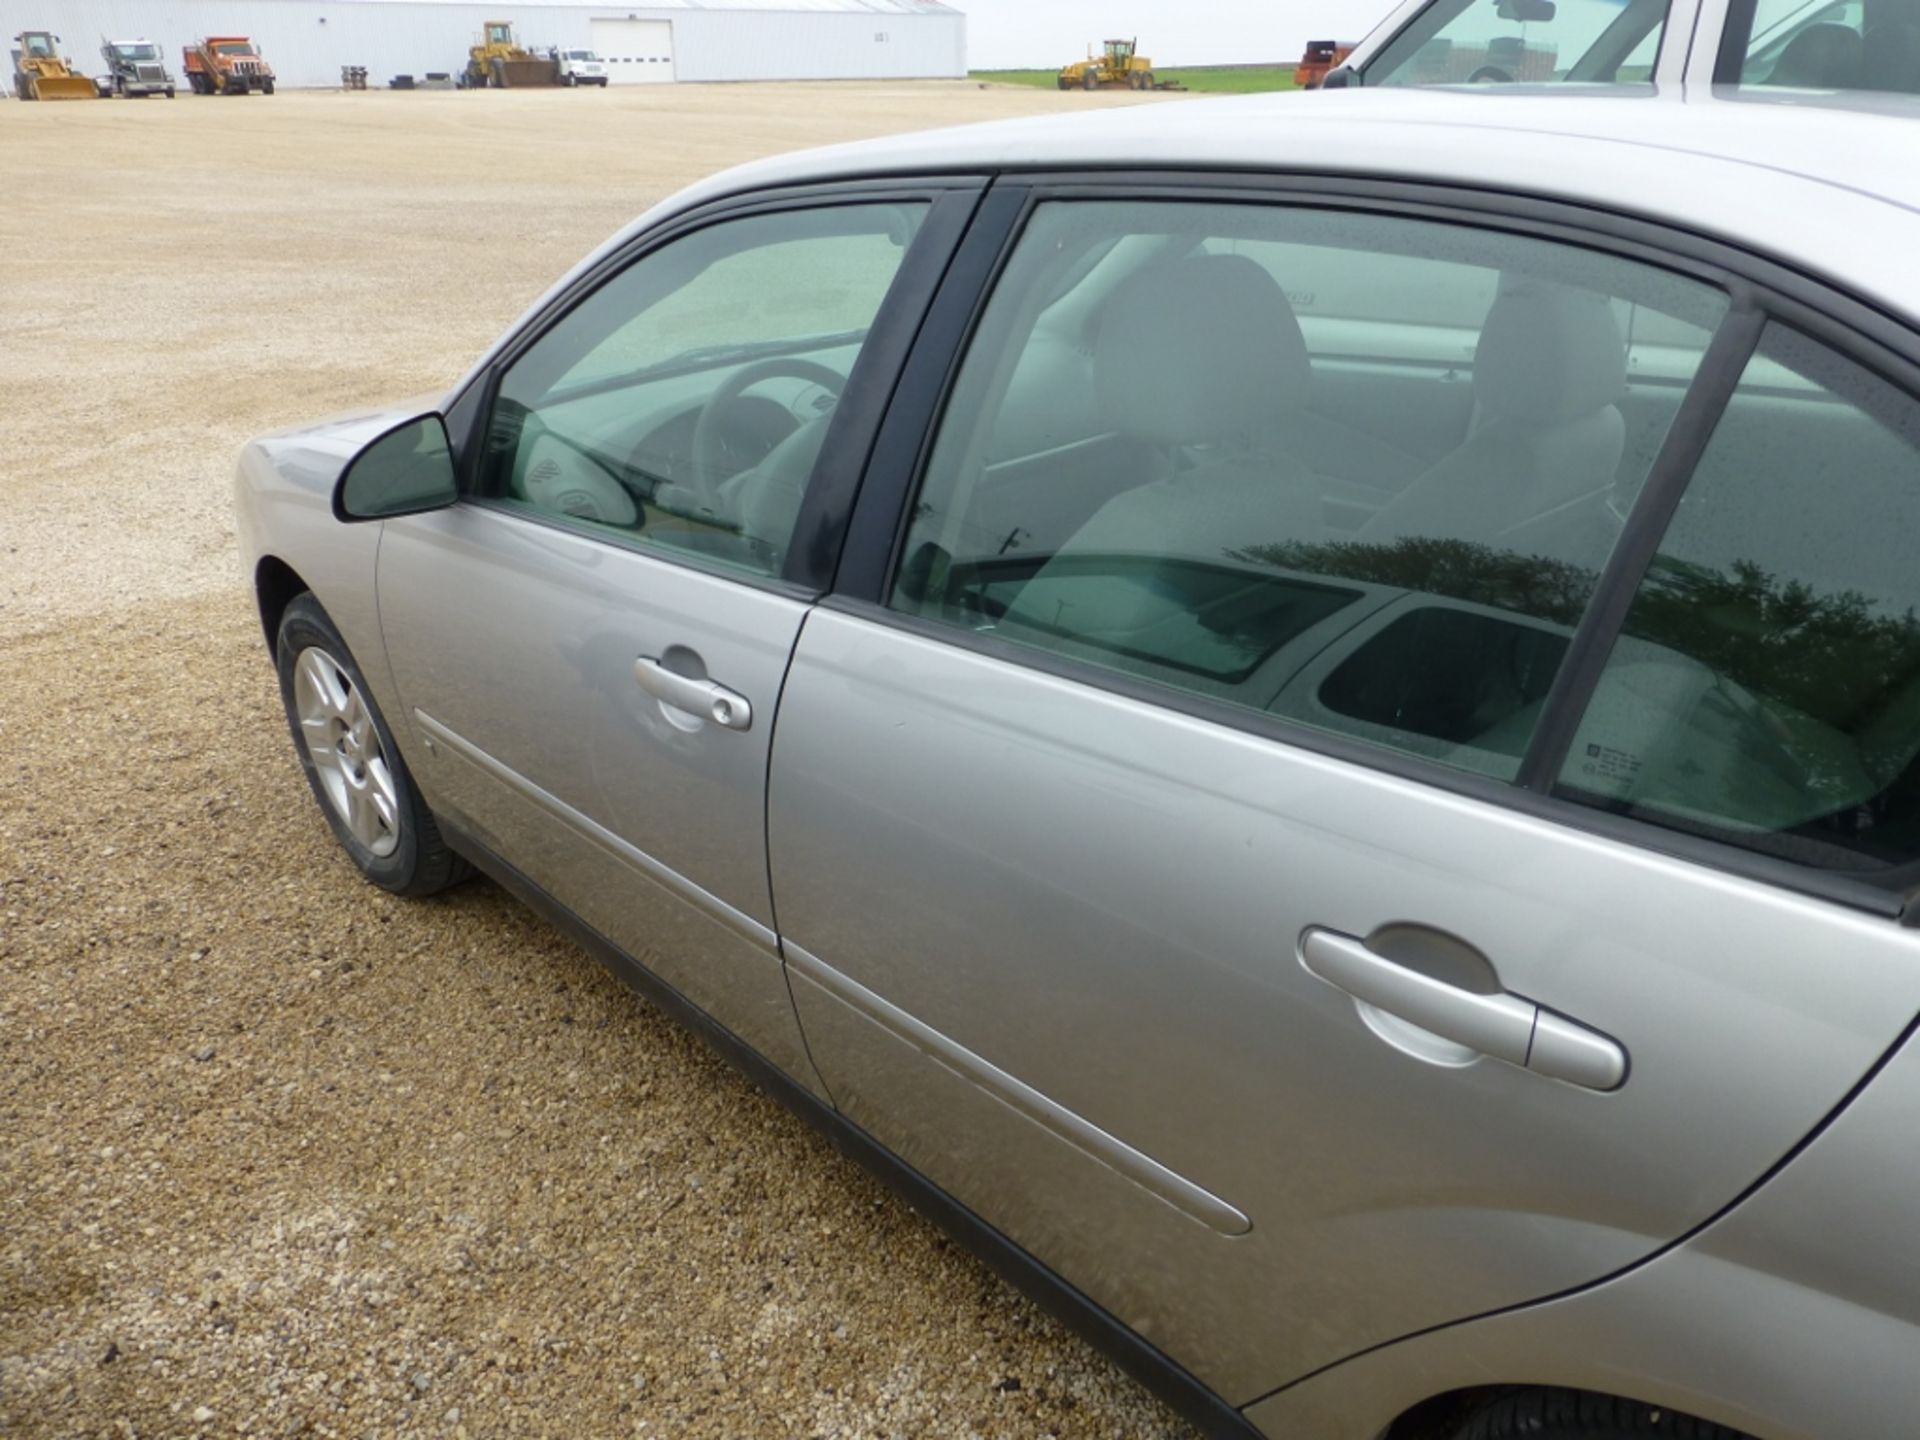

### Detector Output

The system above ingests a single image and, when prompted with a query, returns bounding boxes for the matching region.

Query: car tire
[275,593,469,897]
[1444,1388,1754,1440]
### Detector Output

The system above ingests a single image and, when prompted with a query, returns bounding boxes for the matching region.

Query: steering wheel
[1467,65,1515,82]
[688,358,846,518]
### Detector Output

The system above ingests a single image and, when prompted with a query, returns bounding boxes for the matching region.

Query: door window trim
[832,170,1920,923]
[441,177,988,597]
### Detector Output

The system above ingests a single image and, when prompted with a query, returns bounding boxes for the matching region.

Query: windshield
[1716,0,1919,91]
[214,42,257,55]
[23,34,54,57]
[116,43,159,60]
[566,50,597,60]
[1365,0,1667,84]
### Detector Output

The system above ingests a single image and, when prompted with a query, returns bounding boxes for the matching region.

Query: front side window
[1561,326,1920,870]
[1368,0,1668,84]
[892,199,1726,781]
[480,202,926,578]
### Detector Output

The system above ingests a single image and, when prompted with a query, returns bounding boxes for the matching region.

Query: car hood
[241,391,447,495]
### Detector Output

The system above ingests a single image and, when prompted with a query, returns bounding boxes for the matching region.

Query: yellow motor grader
[11,30,99,100]
[1058,37,1156,90]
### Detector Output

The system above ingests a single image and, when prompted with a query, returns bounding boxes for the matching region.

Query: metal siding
[25,0,961,90]
[668,8,962,81]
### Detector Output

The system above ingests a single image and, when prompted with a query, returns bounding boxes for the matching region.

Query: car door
[374,185,976,1093]
[765,183,1920,1403]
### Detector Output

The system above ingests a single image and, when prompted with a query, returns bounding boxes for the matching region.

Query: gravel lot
[1,83,1193,1439]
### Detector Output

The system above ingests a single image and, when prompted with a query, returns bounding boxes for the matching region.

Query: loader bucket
[498,56,558,86]
[31,72,99,99]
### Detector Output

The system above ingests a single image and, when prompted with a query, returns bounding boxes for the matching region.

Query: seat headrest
[1094,254,1312,447]
[1473,284,1626,428]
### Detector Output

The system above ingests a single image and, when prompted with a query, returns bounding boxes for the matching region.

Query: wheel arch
[1381,1387,1507,1439]
[254,554,311,657]
[1380,1385,1754,1439]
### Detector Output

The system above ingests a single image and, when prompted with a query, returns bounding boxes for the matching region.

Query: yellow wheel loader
[462,21,558,88]
[11,31,99,100]
[1057,37,1156,91]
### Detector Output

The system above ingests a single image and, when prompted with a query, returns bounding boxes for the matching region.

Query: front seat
[1765,22,1867,87]
[1004,254,1328,645]
[1359,282,1627,565]
[1862,0,1920,94]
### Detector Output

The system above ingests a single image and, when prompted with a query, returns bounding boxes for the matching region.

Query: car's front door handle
[633,657,752,731]
[1300,927,1626,1091]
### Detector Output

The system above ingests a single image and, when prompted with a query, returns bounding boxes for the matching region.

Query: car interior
[888,203,1920,868]
[1365,0,1920,91]
[479,202,926,577]
[472,193,1920,872]
[1367,0,1669,85]
[1737,0,1920,89]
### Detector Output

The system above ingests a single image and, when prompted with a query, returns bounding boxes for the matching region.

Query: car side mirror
[333,413,459,523]
[1496,0,1557,20]
[1319,63,1357,88]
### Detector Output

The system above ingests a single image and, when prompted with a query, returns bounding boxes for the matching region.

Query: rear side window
[890,198,1727,781]
[1561,325,1920,870]
[1716,0,1916,91]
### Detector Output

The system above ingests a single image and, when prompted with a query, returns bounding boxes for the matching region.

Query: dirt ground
[0,83,1195,1439]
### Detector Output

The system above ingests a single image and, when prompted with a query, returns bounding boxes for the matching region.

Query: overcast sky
[951,0,1401,70]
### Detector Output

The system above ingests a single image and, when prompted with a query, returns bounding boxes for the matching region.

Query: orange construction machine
[1294,39,1358,88]
[183,36,274,94]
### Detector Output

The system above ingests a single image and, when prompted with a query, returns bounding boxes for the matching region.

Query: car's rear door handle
[1300,927,1626,1091]
[633,656,752,731]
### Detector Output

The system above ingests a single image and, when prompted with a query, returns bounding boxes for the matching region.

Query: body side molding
[785,941,1252,1237]
[435,817,1266,1440]
[415,708,776,952]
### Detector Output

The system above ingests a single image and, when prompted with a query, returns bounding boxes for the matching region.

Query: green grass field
[971,65,1300,94]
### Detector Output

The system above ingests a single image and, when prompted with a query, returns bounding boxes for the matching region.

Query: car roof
[642,87,1920,328]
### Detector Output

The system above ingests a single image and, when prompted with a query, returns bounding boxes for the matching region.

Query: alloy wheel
[293,645,401,858]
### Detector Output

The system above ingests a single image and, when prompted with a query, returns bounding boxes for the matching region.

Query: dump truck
[183,37,274,94]
[101,37,176,97]
[11,31,99,100]
[1294,39,1358,87]
[462,21,558,88]
[1058,37,1156,90]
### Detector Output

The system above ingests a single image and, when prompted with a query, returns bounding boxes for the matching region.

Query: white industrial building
[26,0,965,91]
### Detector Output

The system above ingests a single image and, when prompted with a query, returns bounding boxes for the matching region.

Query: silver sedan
[235,86,1920,1440]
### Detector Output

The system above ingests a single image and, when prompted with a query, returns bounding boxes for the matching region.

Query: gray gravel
[0,83,1194,1439]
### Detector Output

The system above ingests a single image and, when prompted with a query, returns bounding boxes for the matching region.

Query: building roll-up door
[588,18,675,83]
